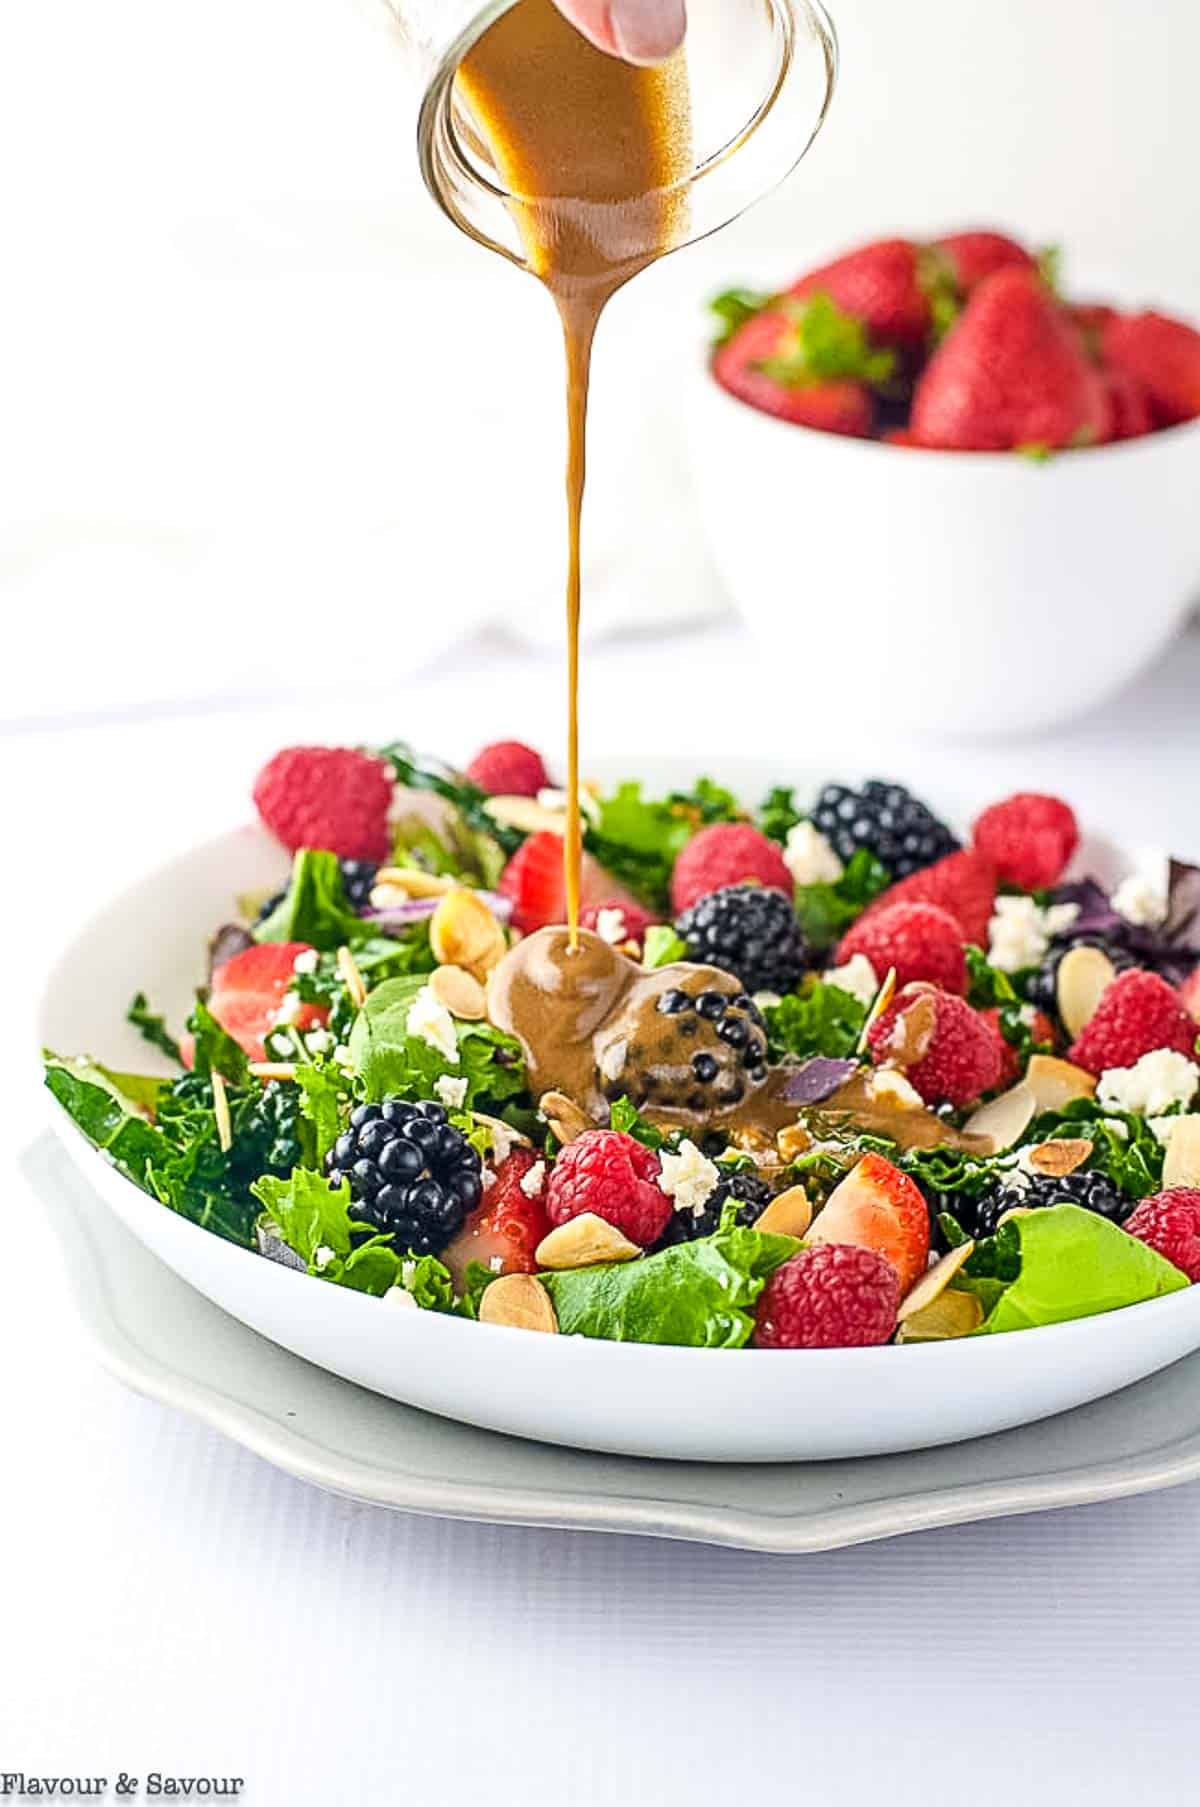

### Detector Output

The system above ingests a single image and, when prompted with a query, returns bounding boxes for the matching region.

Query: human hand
[552,0,686,64]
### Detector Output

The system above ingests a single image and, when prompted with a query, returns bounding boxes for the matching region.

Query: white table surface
[5,621,1200,1805]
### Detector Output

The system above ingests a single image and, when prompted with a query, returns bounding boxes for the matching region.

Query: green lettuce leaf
[347,975,527,1112]
[255,849,372,950]
[762,979,868,1061]
[540,1226,800,1348]
[293,1060,350,1163]
[252,1168,454,1304]
[584,779,741,908]
[643,926,687,969]
[45,1057,168,1189]
[794,849,890,952]
[974,1204,1188,1335]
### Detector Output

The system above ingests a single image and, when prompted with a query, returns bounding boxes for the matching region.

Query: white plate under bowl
[36,757,1200,1464]
[24,1131,1200,1553]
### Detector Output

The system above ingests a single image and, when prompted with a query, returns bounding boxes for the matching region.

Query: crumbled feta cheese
[292,948,320,975]
[489,1255,506,1274]
[405,984,459,1064]
[304,1028,334,1056]
[519,1160,547,1199]
[1148,1115,1189,1148]
[333,1044,354,1070]
[658,1139,721,1219]
[272,989,305,1027]
[599,1039,627,1083]
[480,1166,497,1192]
[385,1285,417,1310]
[1098,1050,1200,1117]
[479,1116,518,1164]
[823,953,880,1008]
[401,1259,416,1287]
[988,896,1080,973]
[314,1245,336,1272]
[1102,1117,1130,1141]
[869,1068,924,1111]
[594,907,627,946]
[434,1073,469,1110]
[784,820,844,888]
[754,991,782,1010]
[1112,869,1168,929]
[1018,1003,1038,1028]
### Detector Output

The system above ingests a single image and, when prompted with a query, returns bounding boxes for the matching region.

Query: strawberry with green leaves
[712,294,893,436]
[787,238,936,350]
[910,268,1111,452]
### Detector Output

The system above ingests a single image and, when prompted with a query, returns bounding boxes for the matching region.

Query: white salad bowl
[687,354,1200,740]
[37,759,1200,1464]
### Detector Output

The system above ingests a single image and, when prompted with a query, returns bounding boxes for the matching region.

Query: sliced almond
[1164,1116,1200,1188]
[963,1082,1037,1153]
[534,1213,641,1270]
[336,944,367,1009]
[898,1242,976,1321]
[856,965,899,1053]
[1056,944,1117,1039]
[210,1070,233,1153]
[248,1061,299,1082]
[541,1090,592,1145]
[754,1185,813,1238]
[1026,1137,1093,1178]
[1024,1053,1097,1112]
[428,963,487,1021]
[896,1288,983,1343]
[776,1122,813,1163]
[430,887,508,981]
[478,1273,558,1334]
[484,795,567,836]
[373,866,457,900]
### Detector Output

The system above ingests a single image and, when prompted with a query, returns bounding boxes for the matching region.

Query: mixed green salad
[44,740,1200,1351]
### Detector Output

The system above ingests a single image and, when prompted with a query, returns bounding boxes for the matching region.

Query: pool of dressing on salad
[455,0,691,943]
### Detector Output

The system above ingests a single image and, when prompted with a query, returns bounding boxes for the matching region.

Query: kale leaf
[762,979,868,1062]
[126,993,182,1065]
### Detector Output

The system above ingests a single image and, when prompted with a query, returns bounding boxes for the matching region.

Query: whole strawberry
[545,1129,672,1249]
[254,745,393,861]
[789,238,932,350]
[1069,969,1200,1076]
[868,982,1006,1108]
[670,822,793,915]
[754,1244,900,1349]
[465,740,549,798]
[933,230,1035,296]
[712,308,874,435]
[860,849,997,950]
[836,900,967,995]
[1102,311,1200,427]
[972,792,1079,891]
[1124,1189,1200,1282]
[910,268,1111,452]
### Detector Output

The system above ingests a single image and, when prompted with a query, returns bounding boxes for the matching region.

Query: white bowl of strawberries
[688,230,1200,738]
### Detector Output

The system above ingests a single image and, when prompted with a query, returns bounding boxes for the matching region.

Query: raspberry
[972,792,1079,891]
[253,746,393,862]
[836,901,967,994]
[753,1244,900,1349]
[579,898,658,953]
[860,850,996,949]
[868,983,1006,1108]
[670,823,793,916]
[1068,969,1200,1076]
[464,740,549,798]
[1124,1189,1200,1282]
[545,1129,672,1249]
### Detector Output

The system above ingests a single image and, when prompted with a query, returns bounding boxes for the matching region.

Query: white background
[3,1,1200,1801]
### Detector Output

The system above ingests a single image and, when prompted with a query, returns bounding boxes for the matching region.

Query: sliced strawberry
[498,831,641,935]
[806,1151,930,1295]
[205,941,328,1064]
[442,1149,550,1289]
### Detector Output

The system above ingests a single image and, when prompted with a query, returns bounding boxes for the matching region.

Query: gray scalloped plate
[26,1133,1200,1553]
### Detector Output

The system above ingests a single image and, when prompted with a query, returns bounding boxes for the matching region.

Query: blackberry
[1027,935,1136,1024]
[811,780,959,880]
[326,1099,483,1255]
[256,857,379,925]
[675,885,808,994]
[932,1167,1132,1245]
[601,973,769,1116]
[659,1168,774,1246]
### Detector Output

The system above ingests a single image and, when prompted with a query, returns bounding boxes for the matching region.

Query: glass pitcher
[362,0,838,268]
